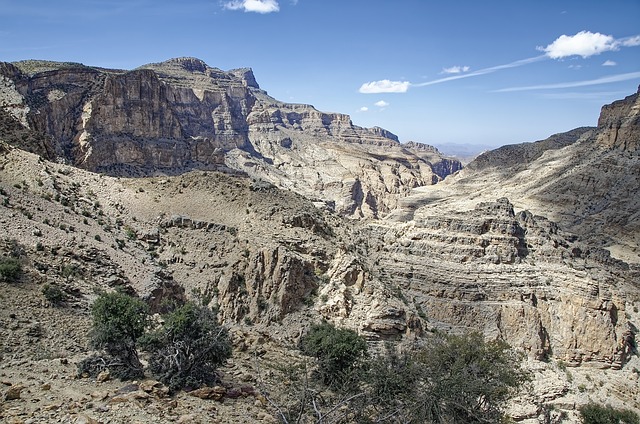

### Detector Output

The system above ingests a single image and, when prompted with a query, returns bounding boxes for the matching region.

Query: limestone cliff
[0,57,461,217]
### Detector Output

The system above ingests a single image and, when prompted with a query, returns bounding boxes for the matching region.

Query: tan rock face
[366,198,636,366]
[596,86,640,151]
[0,58,461,217]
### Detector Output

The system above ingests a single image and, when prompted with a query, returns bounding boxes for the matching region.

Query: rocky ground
[1,143,639,423]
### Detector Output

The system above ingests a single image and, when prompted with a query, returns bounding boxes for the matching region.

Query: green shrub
[42,284,65,305]
[87,291,149,380]
[141,302,232,391]
[124,226,136,240]
[579,403,639,424]
[413,332,528,424]
[300,322,368,388]
[0,257,22,282]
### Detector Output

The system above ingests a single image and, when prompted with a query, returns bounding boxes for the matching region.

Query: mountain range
[0,58,638,423]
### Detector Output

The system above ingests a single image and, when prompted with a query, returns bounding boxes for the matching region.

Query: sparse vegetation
[300,322,368,388]
[266,329,528,424]
[0,257,22,282]
[42,284,66,305]
[81,291,149,380]
[141,302,232,391]
[579,403,639,424]
[124,225,136,240]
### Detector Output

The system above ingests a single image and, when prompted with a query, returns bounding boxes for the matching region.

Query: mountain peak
[161,57,209,73]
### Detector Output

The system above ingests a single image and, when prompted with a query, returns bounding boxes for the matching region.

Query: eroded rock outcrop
[367,198,636,367]
[0,58,462,217]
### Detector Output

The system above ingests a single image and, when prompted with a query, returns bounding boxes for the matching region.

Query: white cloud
[621,35,640,47]
[359,106,369,112]
[602,60,617,66]
[494,71,640,92]
[539,31,617,59]
[374,100,389,107]
[359,79,410,94]
[442,65,470,74]
[224,0,279,13]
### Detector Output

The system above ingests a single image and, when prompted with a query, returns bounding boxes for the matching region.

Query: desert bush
[300,322,368,388]
[86,291,149,380]
[0,257,22,282]
[42,284,65,305]
[410,332,528,423]
[268,330,527,423]
[579,403,639,424]
[141,302,231,391]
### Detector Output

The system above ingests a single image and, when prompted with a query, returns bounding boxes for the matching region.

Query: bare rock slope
[1,61,639,422]
[391,86,640,264]
[0,58,461,218]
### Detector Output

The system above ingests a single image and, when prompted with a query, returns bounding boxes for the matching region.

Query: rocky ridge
[390,86,640,264]
[0,57,462,218]
[0,61,639,422]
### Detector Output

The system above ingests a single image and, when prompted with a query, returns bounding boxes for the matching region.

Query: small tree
[0,257,22,282]
[141,302,232,391]
[83,291,149,380]
[413,332,528,423]
[300,322,368,389]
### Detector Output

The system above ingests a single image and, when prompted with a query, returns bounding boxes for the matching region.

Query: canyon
[0,59,638,423]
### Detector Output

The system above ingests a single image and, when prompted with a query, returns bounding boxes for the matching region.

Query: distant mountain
[0,57,461,218]
[431,141,502,163]
[390,86,640,264]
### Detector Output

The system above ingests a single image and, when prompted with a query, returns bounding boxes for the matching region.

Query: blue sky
[1,0,639,151]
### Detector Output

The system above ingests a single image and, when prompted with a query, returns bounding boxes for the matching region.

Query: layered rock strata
[0,57,461,217]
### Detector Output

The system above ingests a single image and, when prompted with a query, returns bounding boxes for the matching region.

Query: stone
[4,384,25,400]
[74,414,99,424]
[96,370,110,383]
[189,386,226,400]
[177,414,197,424]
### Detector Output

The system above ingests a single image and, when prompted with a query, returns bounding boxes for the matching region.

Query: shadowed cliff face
[0,57,461,218]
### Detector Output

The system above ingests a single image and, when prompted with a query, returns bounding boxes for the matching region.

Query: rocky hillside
[1,60,639,422]
[0,58,461,218]
[391,86,640,264]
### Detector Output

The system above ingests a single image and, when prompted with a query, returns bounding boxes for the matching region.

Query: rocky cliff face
[367,198,636,368]
[0,57,461,217]
[391,87,640,264]
[2,83,640,420]
[596,86,640,151]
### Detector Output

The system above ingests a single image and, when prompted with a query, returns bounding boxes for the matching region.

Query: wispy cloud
[359,80,410,94]
[224,0,279,13]
[374,100,389,107]
[620,35,640,47]
[359,31,640,94]
[538,31,640,59]
[441,65,470,74]
[413,56,546,88]
[494,71,640,92]
[358,106,369,112]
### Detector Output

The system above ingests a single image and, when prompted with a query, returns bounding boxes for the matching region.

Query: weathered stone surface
[0,57,462,218]
[4,384,25,400]
[189,385,226,400]
[367,197,637,366]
